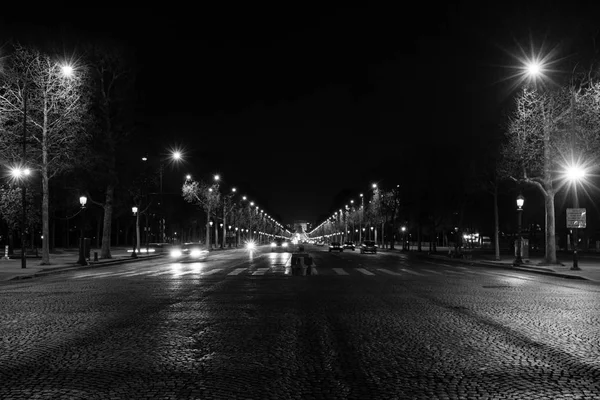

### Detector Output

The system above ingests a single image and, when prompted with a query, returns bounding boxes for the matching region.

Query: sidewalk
[404,247,600,282]
[0,247,163,282]
[0,244,264,282]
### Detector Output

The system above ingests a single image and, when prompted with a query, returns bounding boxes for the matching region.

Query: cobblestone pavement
[0,247,598,399]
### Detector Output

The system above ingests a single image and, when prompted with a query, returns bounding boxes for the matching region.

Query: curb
[7,254,166,281]
[416,254,589,281]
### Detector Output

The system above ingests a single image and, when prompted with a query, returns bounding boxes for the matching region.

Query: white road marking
[422,269,443,274]
[333,268,349,275]
[356,268,375,276]
[401,268,425,276]
[377,268,402,276]
[252,267,270,276]
[202,268,223,275]
[228,268,247,276]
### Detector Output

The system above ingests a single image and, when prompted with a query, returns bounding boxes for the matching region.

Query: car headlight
[190,249,206,258]
[271,242,276,247]
[170,249,182,258]
[282,242,288,247]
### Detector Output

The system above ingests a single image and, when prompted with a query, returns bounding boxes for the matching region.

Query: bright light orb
[566,166,586,181]
[61,65,74,77]
[526,62,541,77]
[172,151,181,160]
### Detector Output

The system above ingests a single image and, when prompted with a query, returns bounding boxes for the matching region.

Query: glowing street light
[77,196,88,266]
[61,64,74,77]
[565,164,587,271]
[513,195,525,266]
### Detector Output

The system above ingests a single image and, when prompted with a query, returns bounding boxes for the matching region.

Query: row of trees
[0,41,139,264]
[313,67,600,265]
[181,177,288,248]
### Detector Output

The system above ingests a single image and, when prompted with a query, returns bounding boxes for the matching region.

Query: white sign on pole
[566,208,586,228]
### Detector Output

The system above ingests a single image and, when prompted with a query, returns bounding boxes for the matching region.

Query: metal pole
[21,82,27,269]
[570,90,580,270]
[77,206,87,265]
[513,208,523,266]
[160,163,164,243]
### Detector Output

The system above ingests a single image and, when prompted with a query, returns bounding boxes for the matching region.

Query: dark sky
[2,3,599,225]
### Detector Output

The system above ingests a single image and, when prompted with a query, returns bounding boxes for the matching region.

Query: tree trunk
[390,216,395,250]
[417,222,422,252]
[222,205,226,249]
[206,208,211,249]
[135,211,141,253]
[41,164,50,265]
[215,223,219,249]
[544,192,558,264]
[493,183,500,261]
[100,185,114,259]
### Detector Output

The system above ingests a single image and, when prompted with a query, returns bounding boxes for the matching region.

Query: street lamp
[142,149,183,243]
[77,196,88,266]
[131,206,138,258]
[565,165,586,270]
[513,194,525,266]
[359,193,364,243]
[401,226,407,250]
[10,167,31,268]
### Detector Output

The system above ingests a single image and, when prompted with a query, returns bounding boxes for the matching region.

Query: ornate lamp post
[77,196,88,266]
[513,194,525,266]
[131,206,138,258]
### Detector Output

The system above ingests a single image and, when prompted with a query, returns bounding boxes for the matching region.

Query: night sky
[2,3,599,225]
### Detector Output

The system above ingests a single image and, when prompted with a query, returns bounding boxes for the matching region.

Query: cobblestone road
[0,246,598,399]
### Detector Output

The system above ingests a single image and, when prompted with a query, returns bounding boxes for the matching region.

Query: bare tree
[84,42,137,259]
[182,179,220,249]
[499,83,600,264]
[0,44,90,264]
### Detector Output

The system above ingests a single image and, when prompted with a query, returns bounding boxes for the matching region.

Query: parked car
[170,242,209,261]
[343,241,355,251]
[329,242,343,252]
[360,240,377,254]
[271,238,290,252]
[316,240,325,246]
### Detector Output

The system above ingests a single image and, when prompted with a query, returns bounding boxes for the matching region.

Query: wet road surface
[1,245,599,399]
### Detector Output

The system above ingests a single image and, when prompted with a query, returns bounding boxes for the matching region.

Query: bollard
[93,252,98,262]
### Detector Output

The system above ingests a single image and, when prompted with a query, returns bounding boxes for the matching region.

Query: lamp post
[10,168,31,268]
[359,193,364,243]
[401,226,407,250]
[77,196,88,266]
[566,165,586,270]
[142,150,182,244]
[513,194,525,266]
[131,206,138,258]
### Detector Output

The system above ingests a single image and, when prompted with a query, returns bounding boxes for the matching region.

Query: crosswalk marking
[66,263,519,280]
[356,268,375,276]
[252,267,270,276]
[401,268,425,276]
[333,268,349,275]
[227,268,247,276]
[422,269,443,274]
[202,268,223,275]
[377,268,402,276]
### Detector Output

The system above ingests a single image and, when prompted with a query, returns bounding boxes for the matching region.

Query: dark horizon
[2,4,600,225]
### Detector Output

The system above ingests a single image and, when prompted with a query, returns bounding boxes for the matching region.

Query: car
[343,241,355,251]
[329,242,343,252]
[316,240,325,246]
[169,242,209,261]
[360,240,377,254]
[271,238,290,252]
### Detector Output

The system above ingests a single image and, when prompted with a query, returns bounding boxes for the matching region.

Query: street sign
[566,208,586,228]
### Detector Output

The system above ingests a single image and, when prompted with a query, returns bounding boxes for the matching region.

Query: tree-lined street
[1,245,598,399]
